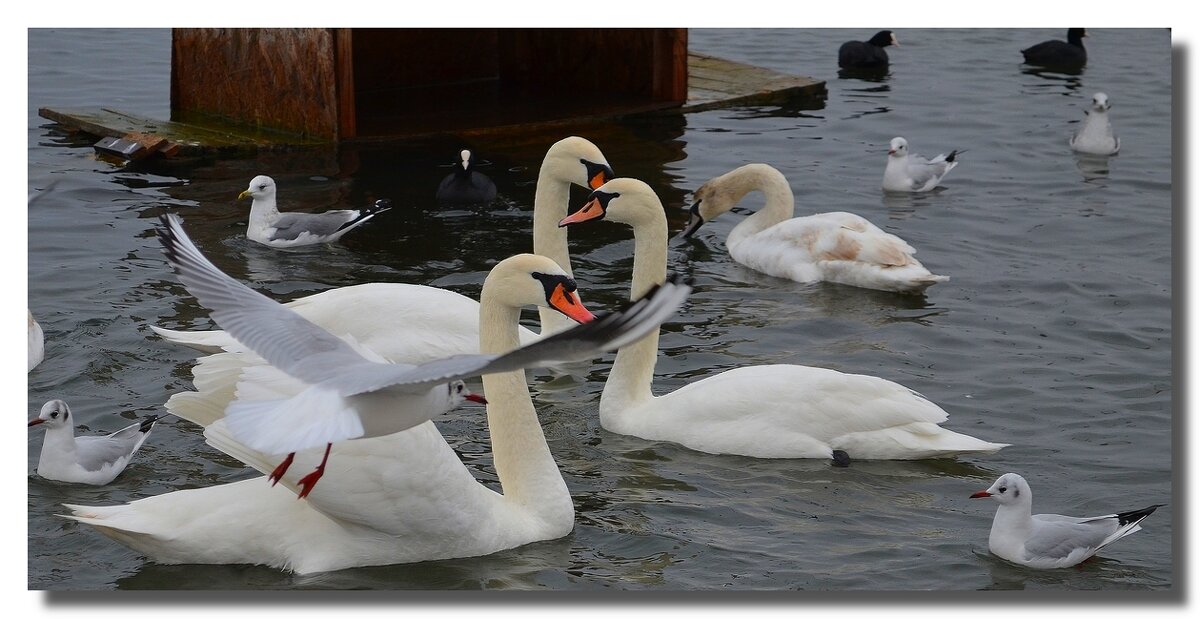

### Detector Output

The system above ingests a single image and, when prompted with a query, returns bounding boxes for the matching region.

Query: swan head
[970,473,1032,507]
[28,399,71,429]
[238,175,277,202]
[677,164,785,239]
[1089,92,1111,113]
[869,30,898,48]
[558,177,662,230]
[888,137,909,157]
[483,254,595,324]
[541,136,615,190]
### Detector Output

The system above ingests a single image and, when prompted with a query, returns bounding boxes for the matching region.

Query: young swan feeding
[560,177,1006,462]
[679,163,947,294]
[971,473,1162,569]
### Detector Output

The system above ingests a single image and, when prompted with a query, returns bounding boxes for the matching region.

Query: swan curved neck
[723,166,795,247]
[477,291,571,518]
[533,169,576,335]
[600,211,668,421]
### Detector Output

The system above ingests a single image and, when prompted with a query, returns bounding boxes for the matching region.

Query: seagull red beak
[888,149,897,155]
[464,393,488,405]
[969,490,992,499]
[28,418,45,427]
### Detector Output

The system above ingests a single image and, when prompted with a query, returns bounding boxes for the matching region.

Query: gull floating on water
[971,472,1162,569]
[1070,93,1120,156]
[239,175,392,248]
[882,137,960,193]
[157,213,690,497]
[28,400,161,485]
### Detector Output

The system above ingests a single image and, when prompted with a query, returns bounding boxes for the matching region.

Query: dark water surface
[27,28,1172,591]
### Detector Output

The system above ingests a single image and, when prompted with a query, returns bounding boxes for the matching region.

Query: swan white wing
[158,214,398,387]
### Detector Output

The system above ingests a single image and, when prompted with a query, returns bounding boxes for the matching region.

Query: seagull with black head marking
[28,400,161,485]
[971,472,1163,569]
[882,137,961,193]
[239,175,392,248]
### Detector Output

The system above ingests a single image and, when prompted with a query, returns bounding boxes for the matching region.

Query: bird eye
[998,487,1006,493]
[50,412,58,418]
[456,384,464,393]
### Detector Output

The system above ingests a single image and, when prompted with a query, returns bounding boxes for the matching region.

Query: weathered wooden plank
[683,52,825,111]
[37,107,327,155]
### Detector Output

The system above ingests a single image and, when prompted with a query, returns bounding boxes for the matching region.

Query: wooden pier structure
[39,28,826,157]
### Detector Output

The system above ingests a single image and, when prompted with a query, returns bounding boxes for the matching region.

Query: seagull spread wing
[159,214,692,400]
[158,214,401,388]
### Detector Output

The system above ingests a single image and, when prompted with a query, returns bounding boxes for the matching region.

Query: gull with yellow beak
[238,175,392,248]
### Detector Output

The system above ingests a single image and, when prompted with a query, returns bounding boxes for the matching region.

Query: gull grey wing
[269,211,357,241]
[330,277,693,397]
[1024,517,1112,560]
[905,160,945,190]
[73,433,143,472]
[157,214,387,385]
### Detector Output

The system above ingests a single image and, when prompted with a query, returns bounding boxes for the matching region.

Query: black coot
[436,149,497,205]
[1021,28,1087,69]
[838,30,898,70]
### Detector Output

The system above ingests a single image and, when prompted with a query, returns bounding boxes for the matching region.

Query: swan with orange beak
[158,213,685,497]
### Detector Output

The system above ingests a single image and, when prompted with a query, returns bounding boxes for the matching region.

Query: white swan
[151,136,614,355]
[678,164,947,294]
[1069,93,1120,156]
[559,177,1007,461]
[28,309,44,372]
[240,175,393,248]
[882,137,960,193]
[62,253,689,574]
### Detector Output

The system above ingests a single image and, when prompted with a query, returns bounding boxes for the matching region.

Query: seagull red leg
[268,452,296,486]
[296,443,332,499]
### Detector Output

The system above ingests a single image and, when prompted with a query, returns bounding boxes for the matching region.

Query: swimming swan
[679,163,947,294]
[560,177,1007,461]
[63,253,689,574]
